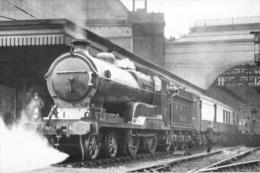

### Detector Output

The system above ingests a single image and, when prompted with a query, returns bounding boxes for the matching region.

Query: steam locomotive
[42,40,240,160]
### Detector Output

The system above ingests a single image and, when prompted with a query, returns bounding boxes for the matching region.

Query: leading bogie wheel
[180,142,185,150]
[84,134,100,160]
[145,134,158,154]
[172,142,178,151]
[105,131,118,158]
[127,135,140,157]
[165,134,172,152]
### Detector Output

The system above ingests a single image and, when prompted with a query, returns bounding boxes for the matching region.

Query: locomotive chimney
[71,40,91,54]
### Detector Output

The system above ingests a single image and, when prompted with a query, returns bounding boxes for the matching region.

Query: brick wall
[130,10,165,67]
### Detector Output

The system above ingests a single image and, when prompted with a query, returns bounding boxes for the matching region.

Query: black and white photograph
[0,0,260,172]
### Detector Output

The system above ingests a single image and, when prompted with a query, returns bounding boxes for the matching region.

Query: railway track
[197,160,260,172]
[194,147,260,172]
[54,146,243,172]
[55,151,183,168]
[128,146,244,172]
[55,145,224,169]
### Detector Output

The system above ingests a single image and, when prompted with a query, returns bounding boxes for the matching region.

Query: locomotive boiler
[47,44,157,105]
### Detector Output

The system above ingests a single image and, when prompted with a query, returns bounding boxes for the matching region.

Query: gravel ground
[232,148,260,163]
[117,146,228,169]
[219,163,260,172]
[217,148,260,172]
[169,146,249,172]
[233,165,260,172]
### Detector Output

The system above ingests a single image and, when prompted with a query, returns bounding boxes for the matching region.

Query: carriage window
[227,112,230,124]
[227,111,229,124]
[233,113,236,124]
[223,110,225,123]
[229,111,231,124]
[227,112,229,124]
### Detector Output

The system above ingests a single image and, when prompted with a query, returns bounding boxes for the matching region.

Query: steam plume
[0,117,68,172]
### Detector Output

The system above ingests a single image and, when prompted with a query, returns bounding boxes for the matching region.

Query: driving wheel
[84,134,100,160]
[105,131,118,158]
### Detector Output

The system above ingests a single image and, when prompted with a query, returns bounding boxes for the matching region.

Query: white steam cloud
[115,58,136,70]
[0,117,68,173]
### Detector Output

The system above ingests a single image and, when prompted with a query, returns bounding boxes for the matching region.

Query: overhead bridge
[165,17,260,89]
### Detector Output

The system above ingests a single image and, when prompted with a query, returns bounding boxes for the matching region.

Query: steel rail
[53,146,240,170]
[198,160,260,172]
[128,150,223,172]
[128,146,242,172]
[194,146,260,173]
[55,151,179,168]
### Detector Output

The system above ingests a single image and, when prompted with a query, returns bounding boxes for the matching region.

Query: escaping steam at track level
[0,116,68,173]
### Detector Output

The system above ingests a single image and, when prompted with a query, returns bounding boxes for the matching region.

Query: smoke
[0,117,68,173]
[115,58,136,70]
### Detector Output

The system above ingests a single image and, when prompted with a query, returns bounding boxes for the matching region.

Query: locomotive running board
[97,121,170,130]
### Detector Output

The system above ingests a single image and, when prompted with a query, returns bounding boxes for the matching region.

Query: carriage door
[199,100,202,131]
[168,101,172,126]
[214,104,217,126]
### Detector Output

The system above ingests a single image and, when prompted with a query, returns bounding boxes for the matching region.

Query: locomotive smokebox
[45,41,96,104]
[50,57,93,101]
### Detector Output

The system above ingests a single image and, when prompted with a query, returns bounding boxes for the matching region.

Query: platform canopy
[0,19,86,47]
